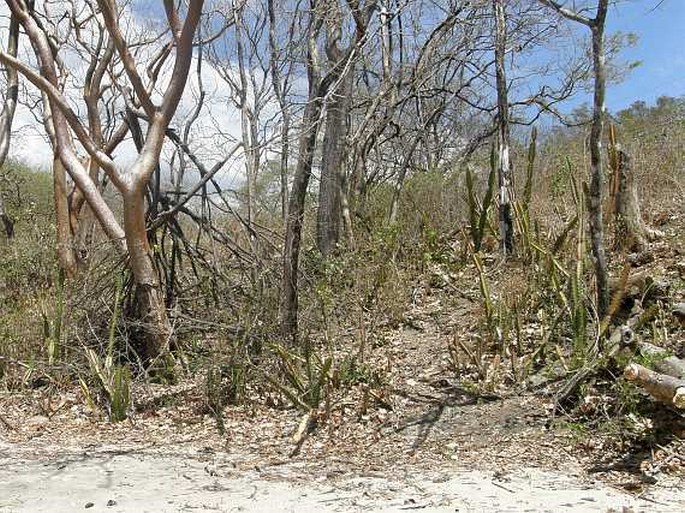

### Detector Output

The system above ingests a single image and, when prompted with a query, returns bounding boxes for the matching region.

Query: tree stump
[611,147,663,252]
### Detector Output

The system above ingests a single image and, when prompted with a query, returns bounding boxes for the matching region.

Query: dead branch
[624,363,685,409]
[630,339,685,380]
[553,305,658,411]
[0,411,15,430]
[289,409,318,458]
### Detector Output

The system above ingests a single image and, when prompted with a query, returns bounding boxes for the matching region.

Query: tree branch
[96,0,156,117]
[537,0,593,27]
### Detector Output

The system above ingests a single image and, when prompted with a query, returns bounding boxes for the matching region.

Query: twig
[290,409,317,457]
[0,412,15,430]
[491,480,515,493]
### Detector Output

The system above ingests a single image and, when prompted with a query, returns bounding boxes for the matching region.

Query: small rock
[84,503,94,509]
[673,262,685,279]
[672,303,685,324]
[28,415,49,427]
[627,251,654,267]
[107,499,117,507]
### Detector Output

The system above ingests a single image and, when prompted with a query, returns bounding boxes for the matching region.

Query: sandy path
[1,450,683,513]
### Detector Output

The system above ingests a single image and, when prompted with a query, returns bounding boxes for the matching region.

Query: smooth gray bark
[0,13,19,239]
[494,0,514,255]
[539,0,610,317]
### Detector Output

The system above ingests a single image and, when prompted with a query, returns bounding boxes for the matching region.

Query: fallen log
[624,363,685,409]
[617,324,685,380]
[633,340,685,380]
[551,307,657,411]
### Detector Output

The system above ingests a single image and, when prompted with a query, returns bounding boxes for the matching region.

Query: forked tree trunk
[1,0,202,368]
[123,189,171,364]
[0,13,19,239]
[494,0,514,255]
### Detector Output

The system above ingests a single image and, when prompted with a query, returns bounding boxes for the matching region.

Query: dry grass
[1,101,685,486]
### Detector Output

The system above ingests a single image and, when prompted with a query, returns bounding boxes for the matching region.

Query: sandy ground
[1,447,683,513]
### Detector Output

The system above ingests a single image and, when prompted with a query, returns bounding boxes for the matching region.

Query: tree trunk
[280,0,374,343]
[280,111,291,223]
[69,158,100,269]
[53,155,77,277]
[388,103,445,225]
[588,3,609,318]
[123,189,171,365]
[388,135,421,224]
[537,0,611,319]
[317,66,353,257]
[0,13,19,240]
[281,97,324,343]
[0,0,202,370]
[344,148,368,243]
[494,0,514,255]
[267,0,291,222]
[0,197,12,239]
[233,4,258,249]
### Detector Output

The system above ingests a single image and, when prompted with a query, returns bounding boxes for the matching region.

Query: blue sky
[604,0,685,111]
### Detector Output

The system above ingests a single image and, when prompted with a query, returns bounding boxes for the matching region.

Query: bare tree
[384,1,493,224]
[208,0,272,257]
[0,12,19,239]
[267,0,296,221]
[539,0,610,318]
[68,8,126,270]
[494,0,514,255]
[316,1,356,257]
[281,0,377,343]
[342,0,398,235]
[0,0,204,364]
